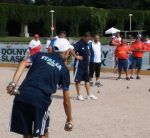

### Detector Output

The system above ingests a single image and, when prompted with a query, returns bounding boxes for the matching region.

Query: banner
[0,43,149,70]
[0,44,28,63]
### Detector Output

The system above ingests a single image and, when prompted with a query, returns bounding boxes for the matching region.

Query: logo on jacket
[41,56,62,71]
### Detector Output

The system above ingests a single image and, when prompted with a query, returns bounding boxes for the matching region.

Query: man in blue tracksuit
[7,39,73,138]
[74,32,98,101]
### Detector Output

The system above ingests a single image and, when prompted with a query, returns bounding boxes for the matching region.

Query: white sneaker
[87,94,98,100]
[76,95,84,101]
[86,95,91,100]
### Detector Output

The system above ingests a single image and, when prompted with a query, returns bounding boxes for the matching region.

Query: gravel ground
[0,67,150,138]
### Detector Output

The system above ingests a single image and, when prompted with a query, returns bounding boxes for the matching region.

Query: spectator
[46,30,67,53]
[115,39,131,80]
[45,35,52,52]
[28,34,42,56]
[109,32,122,73]
[144,36,150,70]
[89,34,103,87]
[130,35,146,79]
[73,32,98,101]
[111,32,122,46]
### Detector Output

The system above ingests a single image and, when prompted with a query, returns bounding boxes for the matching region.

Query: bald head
[94,34,100,43]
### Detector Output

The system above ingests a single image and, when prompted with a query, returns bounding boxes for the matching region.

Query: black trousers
[89,62,101,78]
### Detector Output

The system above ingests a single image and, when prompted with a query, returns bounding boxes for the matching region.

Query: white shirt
[46,39,51,49]
[29,39,41,49]
[91,41,102,63]
[145,39,150,44]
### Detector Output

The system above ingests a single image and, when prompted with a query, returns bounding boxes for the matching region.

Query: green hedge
[0,4,150,36]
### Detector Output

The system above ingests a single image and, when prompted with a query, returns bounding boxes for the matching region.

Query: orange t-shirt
[144,42,150,52]
[131,41,145,58]
[115,44,130,59]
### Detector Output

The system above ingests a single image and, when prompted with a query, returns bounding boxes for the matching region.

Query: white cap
[53,38,74,52]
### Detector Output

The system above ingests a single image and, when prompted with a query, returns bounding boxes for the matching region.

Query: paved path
[0,67,150,138]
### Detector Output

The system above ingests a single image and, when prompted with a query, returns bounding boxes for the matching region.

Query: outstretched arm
[6,59,31,95]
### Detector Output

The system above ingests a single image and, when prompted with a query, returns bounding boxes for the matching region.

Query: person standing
[130,35,146,79]
[28,34,42,56]
[144,36,150,70]
[45,35,52,52]
[111,32,122,46]
[89,34,103,87]
[7,41,73,138]
[46,30,67,53]
[115,39,131,80]
[109,32,122,72]
[73,32,98,101]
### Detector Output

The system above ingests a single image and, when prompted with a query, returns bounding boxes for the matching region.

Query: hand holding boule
[64,122,73,131]
[6,82,20,95]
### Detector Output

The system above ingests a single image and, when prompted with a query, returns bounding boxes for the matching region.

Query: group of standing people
[110,32,150,80]
[45,31,101,101]
[6,31,103,138]
[6,30,150,138]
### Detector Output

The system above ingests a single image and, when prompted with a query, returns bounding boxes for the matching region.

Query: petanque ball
[126,86,129,89]
[64,122,73,130]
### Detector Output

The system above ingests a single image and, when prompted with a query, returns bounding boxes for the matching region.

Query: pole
[130,15,131,31]
[51,12,53,37]
[129,14,133,31]
[50,10,55,37]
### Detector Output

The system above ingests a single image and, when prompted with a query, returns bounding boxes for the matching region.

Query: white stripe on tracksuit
[73,60,79,80]
[40,110,49,135]
[8,98,15,132]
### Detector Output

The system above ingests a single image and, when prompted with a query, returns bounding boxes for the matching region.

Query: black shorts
[89,62,101,78]
[9,101,50,137]
[118,59,128,72]
[130,57,142,70]
[74,67,89,82]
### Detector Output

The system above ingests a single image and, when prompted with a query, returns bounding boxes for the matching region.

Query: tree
[0,0,34,4]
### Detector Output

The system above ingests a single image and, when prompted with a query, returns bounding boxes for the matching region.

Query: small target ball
[97,90,100,93]
[126,86,129,89]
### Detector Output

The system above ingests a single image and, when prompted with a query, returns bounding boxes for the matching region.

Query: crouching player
[6,41,73,138]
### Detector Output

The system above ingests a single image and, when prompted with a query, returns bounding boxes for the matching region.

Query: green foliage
[0,4,149,37]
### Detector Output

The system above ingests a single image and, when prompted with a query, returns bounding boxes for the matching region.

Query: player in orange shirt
[144,36,150,70]
[115,39,131,80]
[130,35,146,79]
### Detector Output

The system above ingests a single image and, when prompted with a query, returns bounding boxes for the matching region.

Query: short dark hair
[59,30,66,35]
[83,31,91,37]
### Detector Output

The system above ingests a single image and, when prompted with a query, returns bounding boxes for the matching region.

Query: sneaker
[136,76,140,80]
[126,77,130,80]
[95,81,103,87]
[90,81,94,87]
[130,76,134,79]
[116,77,121,80]
[86,95,91,100]
[86,94,98,100]
[76,95,84,101]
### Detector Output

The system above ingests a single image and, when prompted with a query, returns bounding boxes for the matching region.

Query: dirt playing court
[0,67,150,138]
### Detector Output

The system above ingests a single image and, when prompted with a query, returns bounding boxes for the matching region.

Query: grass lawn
[0,36,110,45]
